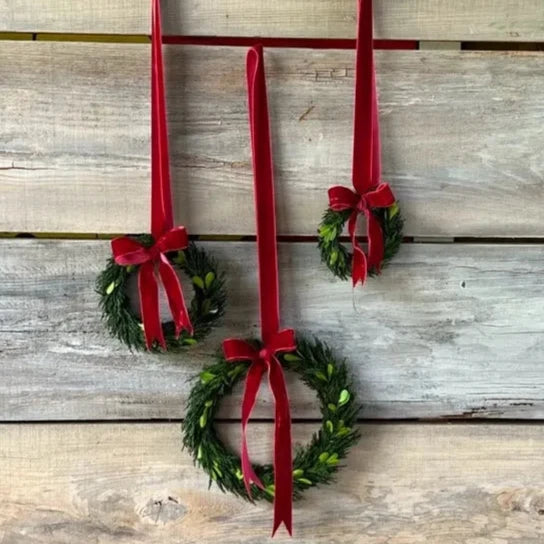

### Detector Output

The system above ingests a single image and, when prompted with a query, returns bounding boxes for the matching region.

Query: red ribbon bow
[223,328,296,536]
[328,0,397,287]
[111,0,193,349]
[221,45,295,536]
[111,228,193,350]
[328,182,395,286]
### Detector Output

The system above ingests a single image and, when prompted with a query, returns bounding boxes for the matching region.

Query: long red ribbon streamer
[111,0,192,349]
[328,0,396,286]
[222,45,295,537]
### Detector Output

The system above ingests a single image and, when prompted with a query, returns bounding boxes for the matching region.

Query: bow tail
[138,261,165,349]
[158,256,193,337]
[268,357,293,537]
[365,209,385,272]
[348,211,368,287]
[240,362,267,496]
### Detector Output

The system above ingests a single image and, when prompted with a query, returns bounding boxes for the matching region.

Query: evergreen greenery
[318,202,404,280]
[97,235,226,352]
[182,336,360,501]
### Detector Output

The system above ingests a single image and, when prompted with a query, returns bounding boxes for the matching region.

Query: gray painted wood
[1,0,543,41]
[1,239,543,421]
[1,43,543,237]
[1,422,544,542]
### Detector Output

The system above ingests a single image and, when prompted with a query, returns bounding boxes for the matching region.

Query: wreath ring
[97,235,226,352]
[182,337,360,501]
[318,202,404,281]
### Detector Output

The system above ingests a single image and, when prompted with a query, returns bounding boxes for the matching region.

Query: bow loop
[328,185,360,212]
[223,329,296,367]
[267,328,297,355]
[223,338,261,364]
[111,236,152,266]
[364,181,395,209]
[155,226,189,255]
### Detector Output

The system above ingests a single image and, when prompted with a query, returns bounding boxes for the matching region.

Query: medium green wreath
[318,202,404,281]
[97,235,226,352]
[182,337,360,501]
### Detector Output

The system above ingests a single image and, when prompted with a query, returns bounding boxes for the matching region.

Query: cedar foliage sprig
[318,203,404,280]
[182,337,360,502]
[97,236,226,352]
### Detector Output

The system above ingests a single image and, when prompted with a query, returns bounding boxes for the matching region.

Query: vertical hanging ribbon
[111,0,193,350]
[328,0,396,287]
[222,45,296,537]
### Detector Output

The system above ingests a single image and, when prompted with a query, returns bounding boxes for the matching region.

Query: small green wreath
[182,337,360,501]
[97,235,226,352]
[318,202,404,281]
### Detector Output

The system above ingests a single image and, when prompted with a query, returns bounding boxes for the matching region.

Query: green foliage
[96,236,226,352]
[317,203,404,281]
[182,337,360,502]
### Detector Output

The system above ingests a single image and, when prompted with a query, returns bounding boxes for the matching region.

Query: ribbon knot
[222,328,296,536]
[111,226,193,350]
[356,195,368,213]
[148,244,162,262]
[328,181,395,286]
[259,347,271,361]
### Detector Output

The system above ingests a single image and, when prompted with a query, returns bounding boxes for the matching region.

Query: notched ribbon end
[272,519,293,538]
[174,317,194,339]
[144,331,167,352]
[351,245,368,288]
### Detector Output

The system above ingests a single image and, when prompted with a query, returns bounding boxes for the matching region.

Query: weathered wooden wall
[0,1,543,542]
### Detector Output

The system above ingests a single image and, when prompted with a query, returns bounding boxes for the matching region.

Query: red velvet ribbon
[222,45,295,537]
[111,0,192,349]
[328,0,396,286]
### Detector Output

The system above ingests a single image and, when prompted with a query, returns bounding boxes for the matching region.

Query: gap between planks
[2,419,544,425]
[5,233,544,245]
[1,32,543,53]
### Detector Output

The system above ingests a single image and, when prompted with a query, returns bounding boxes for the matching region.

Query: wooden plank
[1,1,543,41]
[0,0,149,35]
[1,422,544,542]
[1,43,544,237]
[1,239,544,421]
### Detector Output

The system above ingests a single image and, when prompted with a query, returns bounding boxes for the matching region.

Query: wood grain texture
[1,0,543,41]
[1,422,544,543]
[1,43,544,237]
[1,239,544,421]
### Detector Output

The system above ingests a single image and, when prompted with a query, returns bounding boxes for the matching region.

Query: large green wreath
[97,235,226,352]
[318,202,404,281]
[182,337,360,501]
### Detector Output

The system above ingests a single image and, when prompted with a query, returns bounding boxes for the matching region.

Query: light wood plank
[1,43,544,237]
[1,422,544,542]
[1,239,544,421]
[1,0,544,41]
